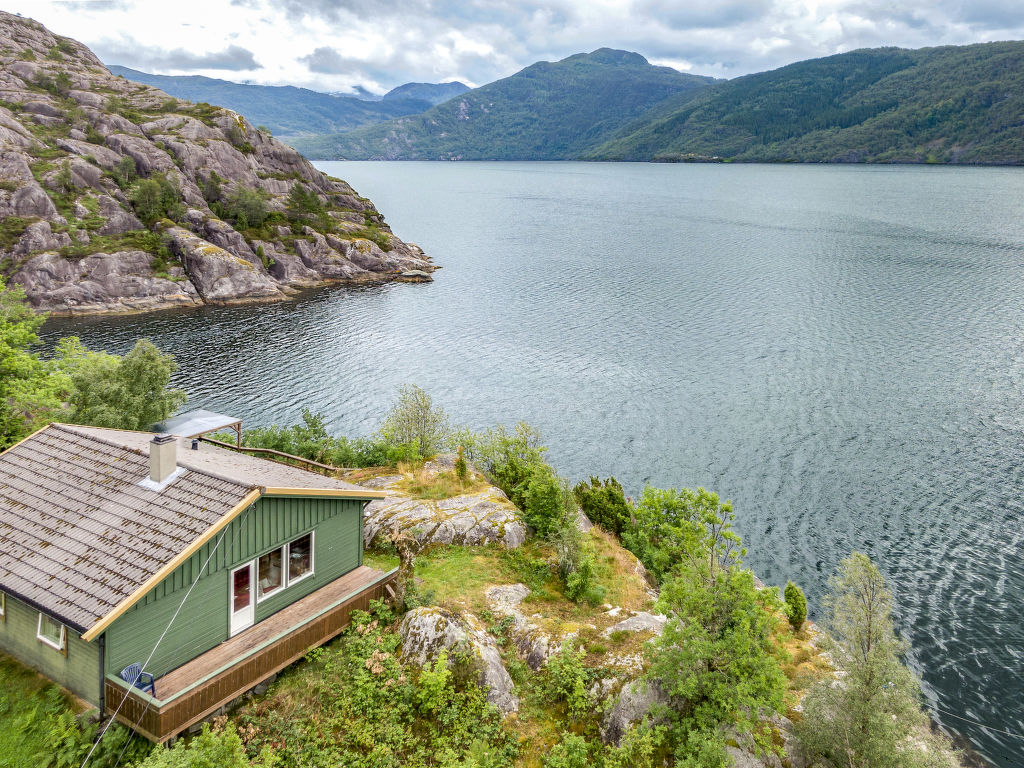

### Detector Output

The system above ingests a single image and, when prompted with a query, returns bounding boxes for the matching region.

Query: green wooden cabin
[0,423,392,741]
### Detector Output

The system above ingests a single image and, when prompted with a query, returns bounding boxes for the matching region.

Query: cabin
[0,422,395,742]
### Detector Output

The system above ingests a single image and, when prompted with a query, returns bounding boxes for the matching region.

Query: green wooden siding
[0,593,100,706]
[105,496,364,680]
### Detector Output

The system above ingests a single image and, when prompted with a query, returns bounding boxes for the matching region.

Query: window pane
[232,567,250,612]
[289,534,312,581]
[258,549,283,599]
[39,615,63,648]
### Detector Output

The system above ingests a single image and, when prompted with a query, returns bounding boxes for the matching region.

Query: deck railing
[105,568,398,742]
[198,436,352,474]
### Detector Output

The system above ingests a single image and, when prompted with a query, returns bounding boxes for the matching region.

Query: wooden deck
[105,566,397,742]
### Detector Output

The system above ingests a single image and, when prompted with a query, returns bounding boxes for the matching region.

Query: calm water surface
[43,162,1024,765]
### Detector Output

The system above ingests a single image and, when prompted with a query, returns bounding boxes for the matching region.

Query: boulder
[12,220,71,256]
[96,195,143,235]
[200,217,258,263]
[11,250,202,314]
[364,490,526,550]
[485,584,555,670]
[601,611,667,638]
[398,607,519,714]
[163,225,283,302]
[11,182,60,219]
[601,679,670,745]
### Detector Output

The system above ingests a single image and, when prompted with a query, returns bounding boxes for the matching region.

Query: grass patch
[0,216,35,249]
[0,653,82,768]
[396,462,488,500]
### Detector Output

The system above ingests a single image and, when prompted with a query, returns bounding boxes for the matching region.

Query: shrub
[784,580,807,632]
[573,476,632,536]
[460,421,547,509]
[454,444,469,482]
[522,468,568,537]
[543,642,592,721]
[129,173,184,226]
[379,384,451,458]
[111,156,137,188]
[544,733,591,768]
[223,185,268,229]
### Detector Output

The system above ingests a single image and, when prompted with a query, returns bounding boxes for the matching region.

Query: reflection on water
[43,161,1024,765]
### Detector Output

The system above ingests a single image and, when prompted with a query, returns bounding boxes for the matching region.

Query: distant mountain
[105,66,432,138]
[291,49,716,160]
[382,81,470,105]
[587,42,1024,164]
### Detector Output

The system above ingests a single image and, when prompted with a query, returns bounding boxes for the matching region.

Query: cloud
[300,46,358,75]
[97,42,262,71]
[9,0,1024,92]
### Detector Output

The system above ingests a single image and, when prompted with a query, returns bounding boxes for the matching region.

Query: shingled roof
[0,423,381,635]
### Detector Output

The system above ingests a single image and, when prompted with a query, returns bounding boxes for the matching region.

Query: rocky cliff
[0,12,435,314]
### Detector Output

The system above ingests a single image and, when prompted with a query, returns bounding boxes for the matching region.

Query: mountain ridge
[290,48,717,160]
[105,65,437,138]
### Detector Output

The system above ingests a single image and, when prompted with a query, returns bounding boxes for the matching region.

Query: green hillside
[291,49,716,160]
[106,66,433,139]
[587,42,1024,163]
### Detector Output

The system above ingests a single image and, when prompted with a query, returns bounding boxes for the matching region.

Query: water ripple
[42,162,1024,766]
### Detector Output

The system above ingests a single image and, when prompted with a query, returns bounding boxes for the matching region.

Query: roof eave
[263,487,386,500]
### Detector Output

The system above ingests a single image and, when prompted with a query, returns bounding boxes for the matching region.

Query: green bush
[128,173,184,226]
[458,421,547,509]
[236,604,518,767]
[544,733,591,768]
[237,409,421,469]
[573,476,632,536]
[543,642,593,722]
[784,580,807,632]
[223,185,268,230]
[137,723,258,768]
[523,468,568,537]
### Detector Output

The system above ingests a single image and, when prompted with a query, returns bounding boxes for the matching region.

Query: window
[0,592,5,621]
[257,548,284,601]
[37,613,66,652]
[288,533,314,584]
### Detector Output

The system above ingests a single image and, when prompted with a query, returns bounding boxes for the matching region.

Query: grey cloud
[300,46,358,75]
[96,41,261,71]
[636,0,772,30]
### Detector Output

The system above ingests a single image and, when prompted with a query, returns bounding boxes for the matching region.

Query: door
[230,562,255,636]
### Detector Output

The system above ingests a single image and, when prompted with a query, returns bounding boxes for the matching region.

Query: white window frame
[252,532,316,604]
[286,531,315,586]
[256,546,285,603]
[36,612,66,652]
[0,592,5,621]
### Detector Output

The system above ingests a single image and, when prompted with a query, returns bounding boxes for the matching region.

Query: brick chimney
[149,434,177,484]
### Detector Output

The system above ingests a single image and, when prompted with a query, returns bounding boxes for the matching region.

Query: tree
[129,173,184,225]
[784,581,807,632]
[573,476,632,536]
[56,337,186,431]
[0,278,69,447]
[224,185,268,229]
[379,384,451,458]
[645,489,787,767]
[623,486,738,584]
[795,553,960,768]
[459,421,547,509]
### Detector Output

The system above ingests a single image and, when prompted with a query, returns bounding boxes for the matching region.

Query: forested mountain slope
[587,42,1024,164]
[106,66,434,139]
[292,49,716,160]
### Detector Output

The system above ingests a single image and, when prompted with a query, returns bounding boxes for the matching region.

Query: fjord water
[43,162,1024,764]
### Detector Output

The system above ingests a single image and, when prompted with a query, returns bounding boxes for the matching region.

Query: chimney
[149,434,177,484]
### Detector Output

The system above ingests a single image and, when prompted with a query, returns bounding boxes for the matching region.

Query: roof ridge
[53,423,258,492]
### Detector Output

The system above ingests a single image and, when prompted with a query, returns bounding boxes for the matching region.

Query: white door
[230,562,255,636]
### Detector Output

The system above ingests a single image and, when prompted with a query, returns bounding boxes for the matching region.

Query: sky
[6,0,1024,95]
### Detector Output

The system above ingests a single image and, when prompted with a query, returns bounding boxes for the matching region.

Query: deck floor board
[154,566,383,699]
